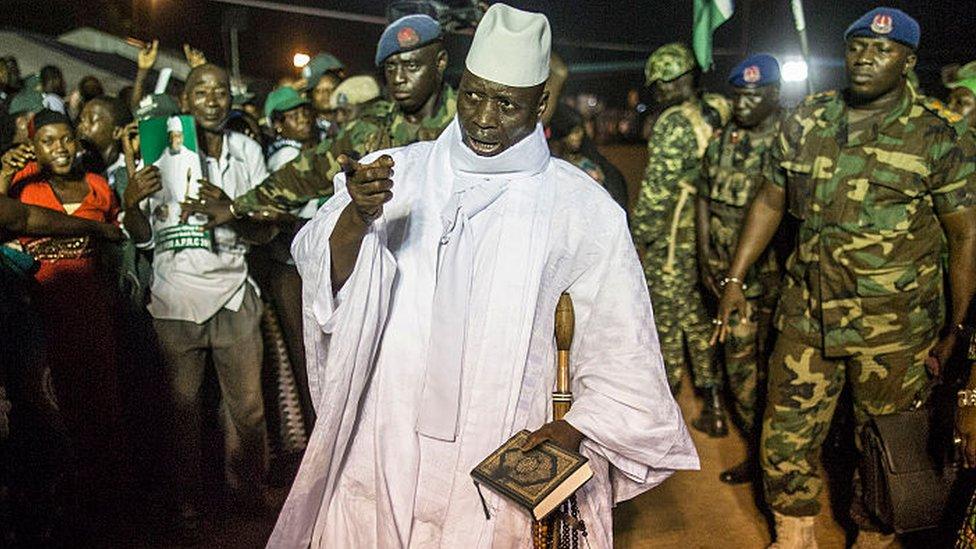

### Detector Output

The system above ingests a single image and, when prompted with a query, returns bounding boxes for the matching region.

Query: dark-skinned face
[383,43,446,115]
[33,123,77,176]
[457,70,548,157]
[949,87,976,128]
[275,105,313,142]
[182,65,231,132]
[13,113,31,144]
[311,73,340,114]
[44,75,66,98]
[731,84,780,128]
[653,72,695,108]
[845,37,916,102]
[76,100,117,152]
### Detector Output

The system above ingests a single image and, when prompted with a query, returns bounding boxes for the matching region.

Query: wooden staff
[553,293,574,421]
[533,293,586,549]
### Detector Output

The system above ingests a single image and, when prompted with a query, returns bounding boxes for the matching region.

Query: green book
[471,430,592,521]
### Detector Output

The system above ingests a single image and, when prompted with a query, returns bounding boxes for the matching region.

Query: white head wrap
[465,3,551,87]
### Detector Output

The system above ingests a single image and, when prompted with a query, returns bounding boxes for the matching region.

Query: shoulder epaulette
[921,96,966,134]
[801,90,839,106]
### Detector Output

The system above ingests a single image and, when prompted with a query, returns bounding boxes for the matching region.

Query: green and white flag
[693,0,734,71]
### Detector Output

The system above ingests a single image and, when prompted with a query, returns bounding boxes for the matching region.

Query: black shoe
[719,460,755,485]
[691,387,729,438]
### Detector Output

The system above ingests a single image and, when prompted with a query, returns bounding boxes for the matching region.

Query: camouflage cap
[301,53,345,89]
[645,43,697,85]
[329,75,381,109]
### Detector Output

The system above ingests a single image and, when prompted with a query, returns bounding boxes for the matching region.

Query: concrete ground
[613,380,848,548]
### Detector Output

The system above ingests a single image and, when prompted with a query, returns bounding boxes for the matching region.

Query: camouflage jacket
[698,115,782,300]
[233,84,457,215]
[631,94,729,274]
[771,85,976,356]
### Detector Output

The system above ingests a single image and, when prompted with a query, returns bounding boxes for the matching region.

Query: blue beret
[375,14,442,67]
[845,7,920,50]
[728,54,780,87]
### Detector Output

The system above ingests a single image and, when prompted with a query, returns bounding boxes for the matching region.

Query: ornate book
[471,430,593,521]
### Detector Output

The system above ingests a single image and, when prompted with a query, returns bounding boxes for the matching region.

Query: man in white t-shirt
[121,63,274,540]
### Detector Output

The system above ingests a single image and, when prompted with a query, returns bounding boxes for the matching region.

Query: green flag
[693,0,734,71]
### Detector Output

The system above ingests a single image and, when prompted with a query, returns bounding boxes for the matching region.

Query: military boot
[691,386,729,437]
[719,458,756,485]
[852,530,899,549]
[767,512,818,549]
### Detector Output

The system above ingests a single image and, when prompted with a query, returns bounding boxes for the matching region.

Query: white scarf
[416,119,551,441]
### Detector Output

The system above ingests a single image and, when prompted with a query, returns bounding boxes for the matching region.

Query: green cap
[645,43,697,85]
[948,77,976,98]
[8,89,45,116]
[135,93,181,121]
[264,86,309,120]
[301,53,345,89]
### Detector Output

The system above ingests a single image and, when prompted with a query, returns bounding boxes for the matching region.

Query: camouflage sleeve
[768,109,802,189]
[644,110,699,188]
[928,129,976,215]
[698,137,719,197]
[231,141,339,215]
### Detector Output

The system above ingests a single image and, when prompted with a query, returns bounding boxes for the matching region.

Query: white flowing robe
[271,118,698,549]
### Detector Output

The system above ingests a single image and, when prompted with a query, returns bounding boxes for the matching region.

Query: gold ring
[956,436,964,446]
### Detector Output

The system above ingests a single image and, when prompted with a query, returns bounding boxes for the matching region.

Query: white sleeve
[290,171,397,407]
[562,216,699,503]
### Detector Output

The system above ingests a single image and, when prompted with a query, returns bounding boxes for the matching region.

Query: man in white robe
[271,5,698,548]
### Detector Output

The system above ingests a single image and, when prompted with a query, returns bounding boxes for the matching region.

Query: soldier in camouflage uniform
[631,42,730,436]
[696,54,783,484]
[714,8,976,548]
[188,15,456,226]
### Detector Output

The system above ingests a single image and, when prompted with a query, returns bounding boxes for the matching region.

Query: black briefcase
[860,407,960,533]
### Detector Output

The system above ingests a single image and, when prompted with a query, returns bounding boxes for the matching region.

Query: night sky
[4,0,976,106]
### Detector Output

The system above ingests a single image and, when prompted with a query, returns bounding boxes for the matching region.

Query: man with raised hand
[272,4,695,548]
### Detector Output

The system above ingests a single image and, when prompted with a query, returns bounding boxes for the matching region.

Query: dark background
[4,0,976,105]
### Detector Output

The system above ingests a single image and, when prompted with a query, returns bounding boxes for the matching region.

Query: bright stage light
[293,53,311,68]
[782,60,809,83]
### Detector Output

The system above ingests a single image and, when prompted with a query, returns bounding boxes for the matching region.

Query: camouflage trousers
[761,330,932,520]
[722,301,771,432]
[645,267,719,393]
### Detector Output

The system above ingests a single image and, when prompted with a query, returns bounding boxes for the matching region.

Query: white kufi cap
[167,116,183,133]
[465,4,551,87]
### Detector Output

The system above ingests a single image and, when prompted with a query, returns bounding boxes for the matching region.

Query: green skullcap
[645,43,697,85]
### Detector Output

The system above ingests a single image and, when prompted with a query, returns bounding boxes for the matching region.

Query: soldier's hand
[181,180,235,228]
[341,153,394,225]
[956,403,976,468]
[711,283,748,346]
[123,166,162,210]
[700,261,721,298]
[926,331,959,378]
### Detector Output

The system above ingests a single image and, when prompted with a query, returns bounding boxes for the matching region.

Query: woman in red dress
[7,110,124,523]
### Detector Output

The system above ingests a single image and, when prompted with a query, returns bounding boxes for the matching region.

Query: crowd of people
[2,2,976,548]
